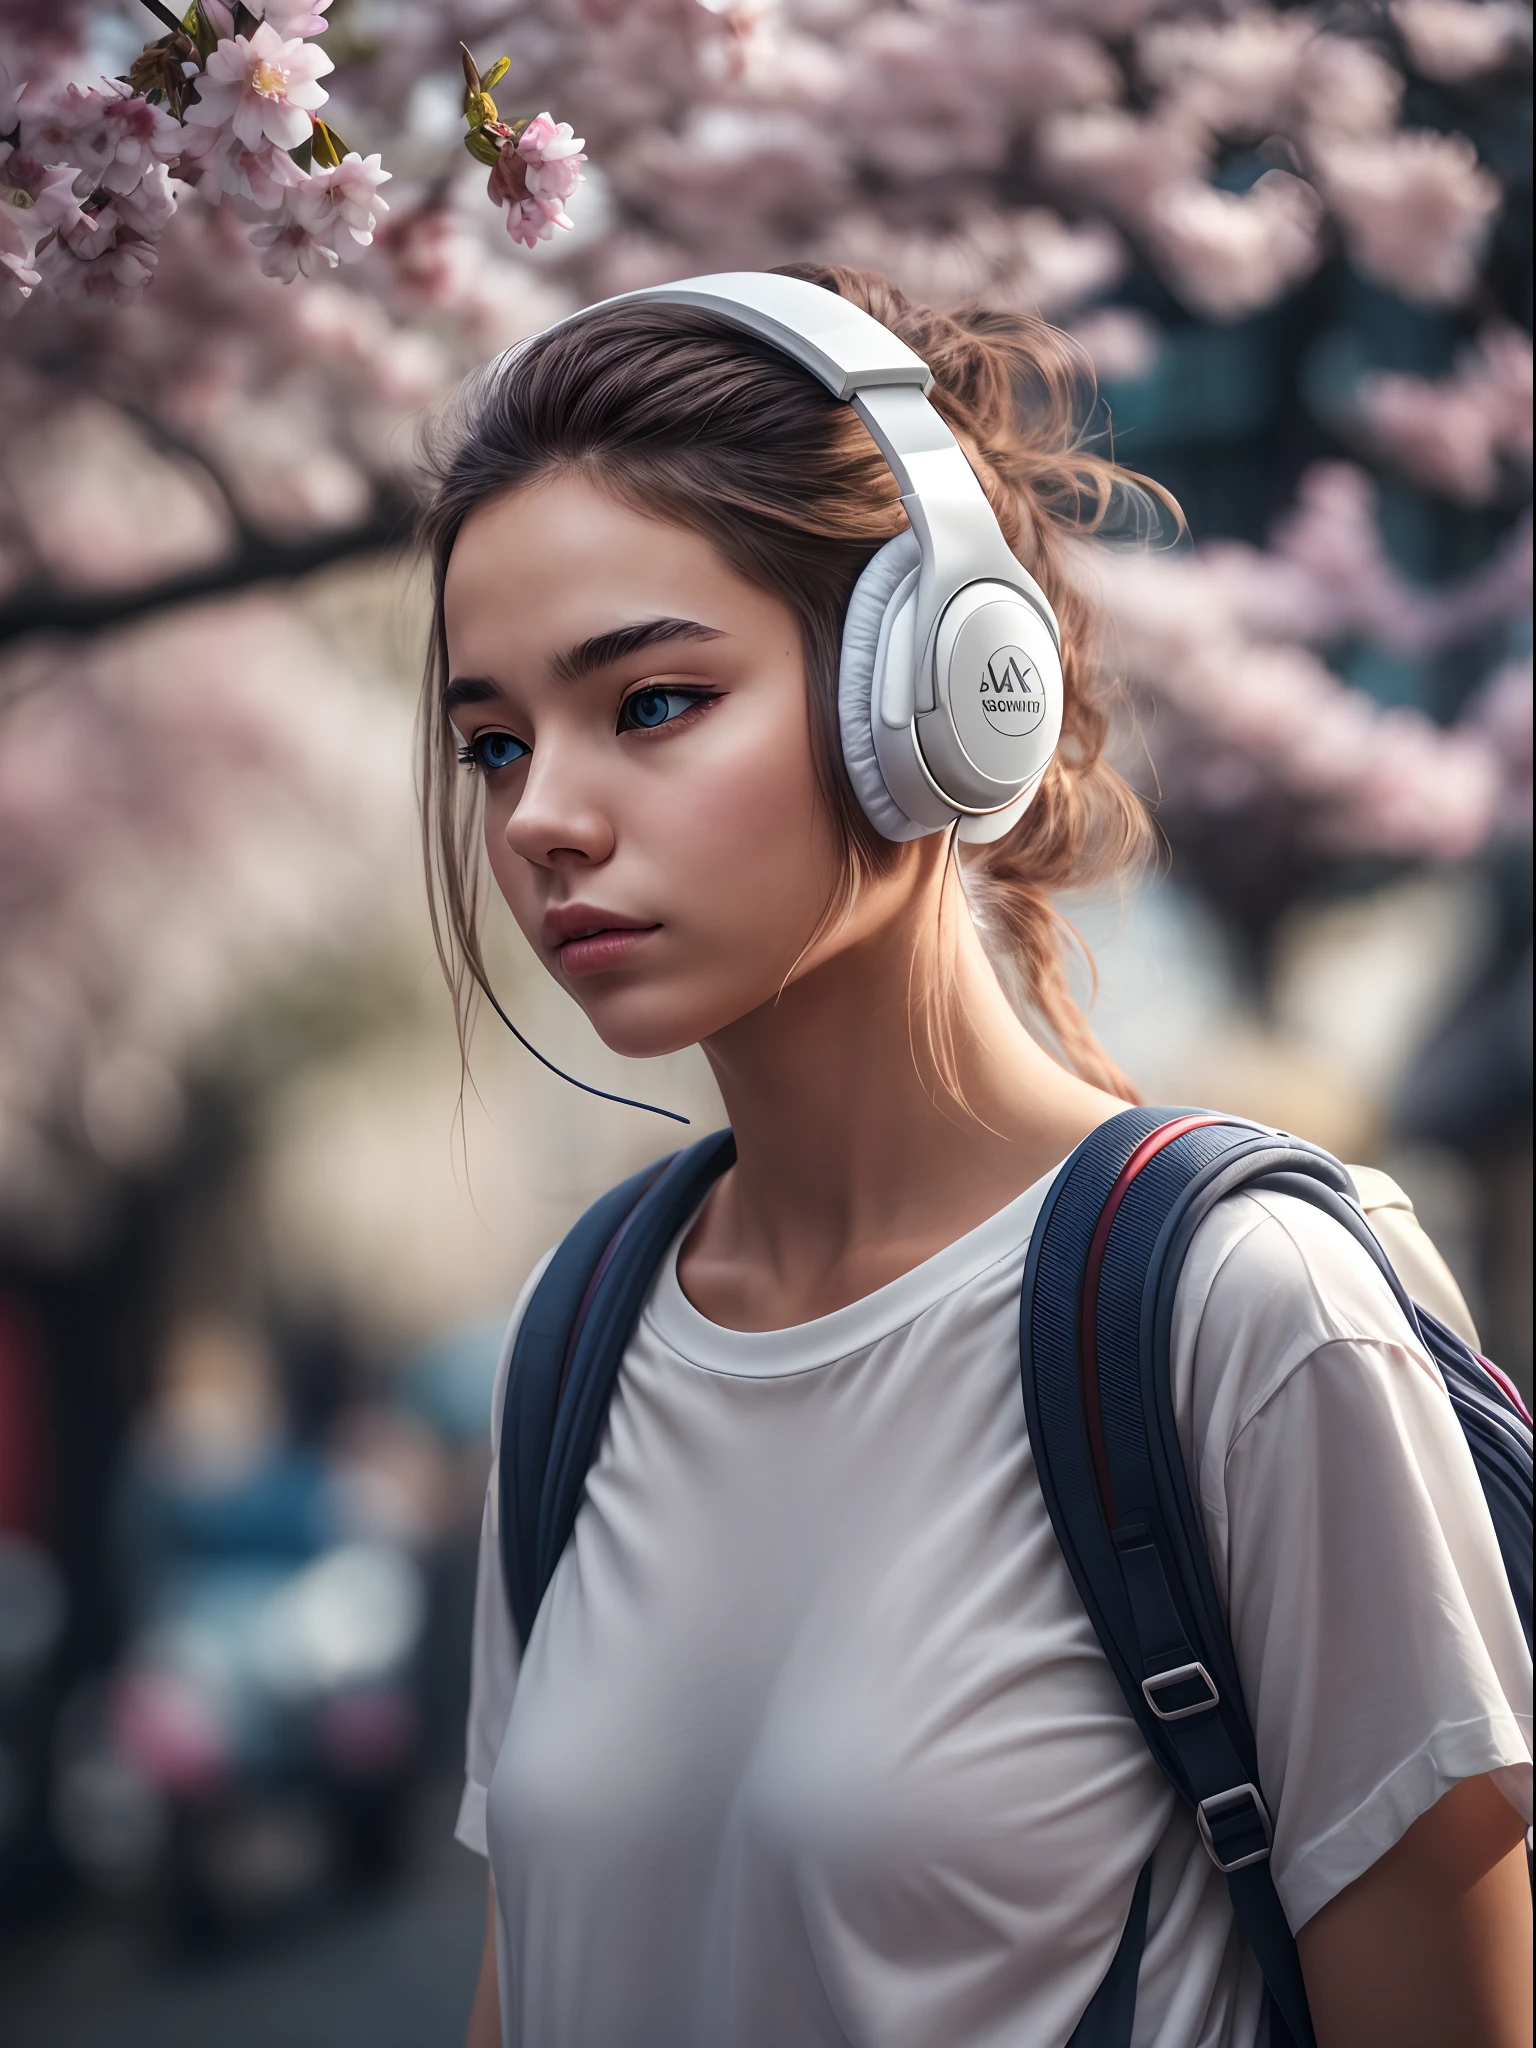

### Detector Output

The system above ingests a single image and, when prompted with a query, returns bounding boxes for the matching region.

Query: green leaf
[482,56,511,92]
[463,127,503,168]
[312,117,351,165]
[290,135,314,172]
[187,4,221,57]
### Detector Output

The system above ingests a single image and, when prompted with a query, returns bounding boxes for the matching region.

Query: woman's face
[443,472,875,1059]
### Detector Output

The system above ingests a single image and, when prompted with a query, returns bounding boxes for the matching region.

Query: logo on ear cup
[978,647,1046,737]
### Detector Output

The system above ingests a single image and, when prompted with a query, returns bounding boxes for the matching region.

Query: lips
[542,903,659,978]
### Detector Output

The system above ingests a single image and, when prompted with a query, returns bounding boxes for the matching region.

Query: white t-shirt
[457,1170,1531,2048]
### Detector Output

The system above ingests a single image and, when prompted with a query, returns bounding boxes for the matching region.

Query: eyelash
[456,731,529,775]
[616,684,720,734]
[454,687,720,776]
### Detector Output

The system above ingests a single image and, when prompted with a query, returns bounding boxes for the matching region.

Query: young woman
[421,266,1532,2048]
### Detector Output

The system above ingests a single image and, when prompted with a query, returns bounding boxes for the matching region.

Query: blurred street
[0,1779,483,2048]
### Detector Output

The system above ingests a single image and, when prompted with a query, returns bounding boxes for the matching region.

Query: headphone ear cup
[840,533,1064,843]
[837,531,932,842]
[954,765,1048,843]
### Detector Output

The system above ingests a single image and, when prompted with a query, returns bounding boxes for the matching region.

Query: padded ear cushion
[837,530,932,843]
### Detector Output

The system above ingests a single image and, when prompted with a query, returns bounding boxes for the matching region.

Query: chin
[573,972,757,1062]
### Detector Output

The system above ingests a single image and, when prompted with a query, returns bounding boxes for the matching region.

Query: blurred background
[0,2,1529,2042]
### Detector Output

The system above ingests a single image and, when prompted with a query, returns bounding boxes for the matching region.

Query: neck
[698,849,1116,1281]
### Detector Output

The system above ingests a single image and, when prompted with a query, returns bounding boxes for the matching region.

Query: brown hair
[417,263,1168,1100]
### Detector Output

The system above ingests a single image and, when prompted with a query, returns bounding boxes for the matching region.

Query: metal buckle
[1141,1660,1219,1722]
[1197,1785,1274,1873]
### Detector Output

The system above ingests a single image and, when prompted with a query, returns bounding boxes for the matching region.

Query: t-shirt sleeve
[1171,1190,1532,1933]
[454,1251,553,1858]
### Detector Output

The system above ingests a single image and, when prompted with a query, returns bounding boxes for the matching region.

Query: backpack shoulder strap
[1419,1306,1533,1653]
[499,1128,736,1648]
[1191,1162,1532,1653]
[1021,1107,1347,2048]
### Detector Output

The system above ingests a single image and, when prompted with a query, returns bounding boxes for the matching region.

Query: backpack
[497,1110,1534,2048]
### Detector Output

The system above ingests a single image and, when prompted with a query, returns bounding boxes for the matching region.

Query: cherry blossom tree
[0,0,1530,1230]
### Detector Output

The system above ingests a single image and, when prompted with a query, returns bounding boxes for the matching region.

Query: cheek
[656,698,838,947]
[470,678,847,1056]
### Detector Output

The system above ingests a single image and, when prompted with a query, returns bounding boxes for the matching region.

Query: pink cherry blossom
[1356,327,1533,503]
[257,0,334,36]
[1069,305,1161,382]
[1094,514,1507,861]
[1137,14,1312,141]
[1295,35,1403,141]
[1391,0,1531,85]
[89,81,185,197]
[1361,371,1505,503]
[177,120,308,211]
[492,188,558,251]
[0,160,46,315]
[0,248,41,317]
[41,230,160,306]
[184,22,333,155]
[516,111,587,229]
[1463,657,1533,835]
[1476,327,1535,459]
[289,151,391,256]
[21,78,183,198]
[247,212,340,281]
[0,144,87,238]
[18,81,118,183]
[1145,169,1323,321]
[1327,713,1500,860]
[485,117,588,249]
[1035,106,1207,223]
[1315,129,1500,305]
[842,4,1113,182]
[111,161,179,240]
[824,204,1125,322]
[0,143,88,310]
[53,199,119,262]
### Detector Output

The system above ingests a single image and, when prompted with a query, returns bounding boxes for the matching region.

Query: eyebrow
[551,615,724,685]
[443,616,725,716]
[442,675,501,714]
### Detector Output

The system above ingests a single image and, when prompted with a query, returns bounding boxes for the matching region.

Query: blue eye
[458,730,529,774]
[619,686,715,733]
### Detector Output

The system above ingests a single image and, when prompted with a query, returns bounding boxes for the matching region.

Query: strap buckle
[1141,1660,1219,1722]
[1197,1784,1273,1873]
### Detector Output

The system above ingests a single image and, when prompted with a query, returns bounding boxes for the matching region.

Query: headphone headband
[538,272,1063,833]
[585,270,934,401]
[556,273,1059,655]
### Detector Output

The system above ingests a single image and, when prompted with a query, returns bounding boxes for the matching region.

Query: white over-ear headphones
[554,271,1063,845]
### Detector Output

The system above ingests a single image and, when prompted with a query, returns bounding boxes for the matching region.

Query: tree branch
[0,496,417,664]
[113,398,269,558]
[136,0,189,38]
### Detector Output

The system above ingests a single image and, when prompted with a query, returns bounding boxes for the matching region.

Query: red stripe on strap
[1478,1353,1533,1427]
[1079,1116,1224,1528]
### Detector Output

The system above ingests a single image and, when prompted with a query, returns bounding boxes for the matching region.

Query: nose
[498,736,616,871]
